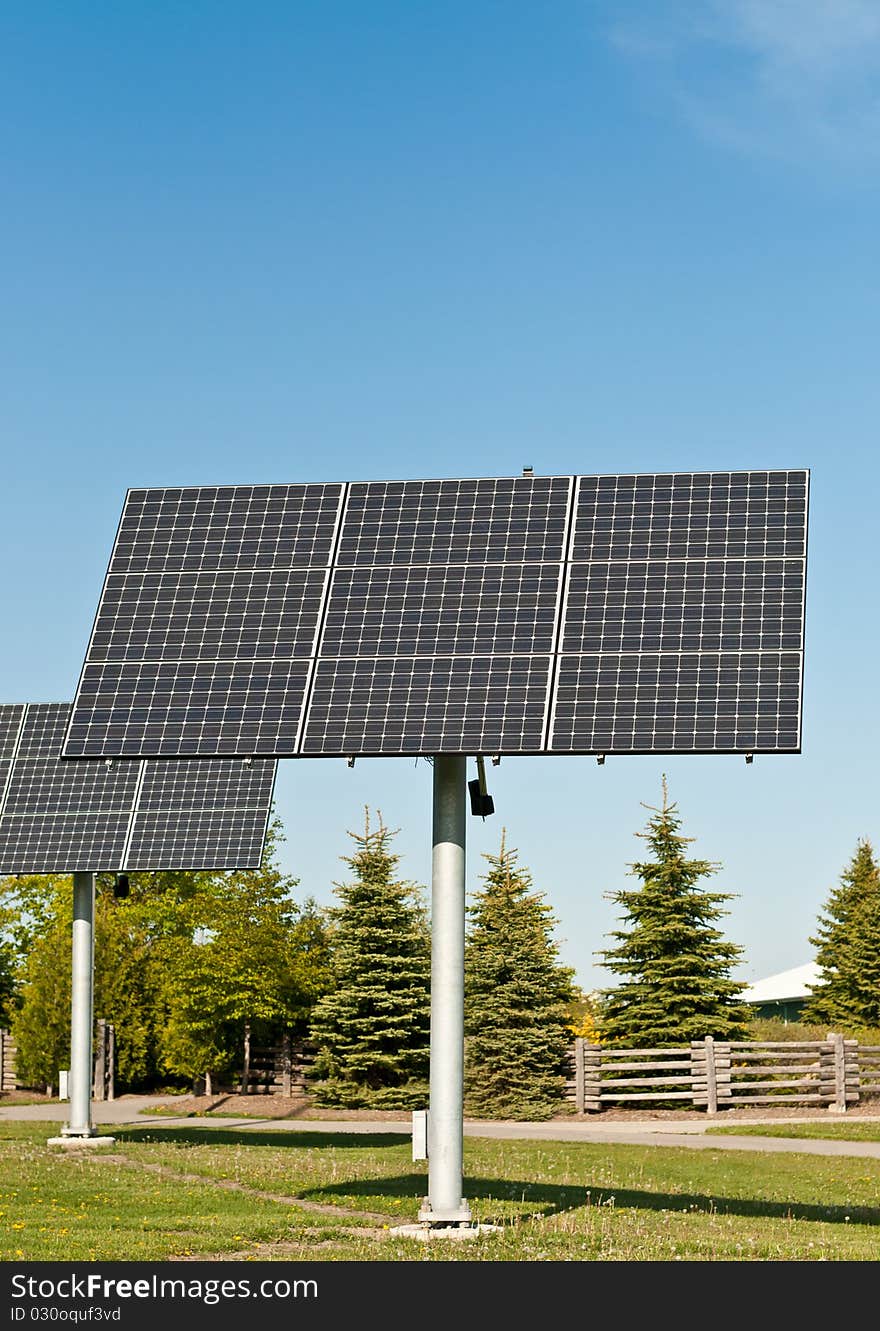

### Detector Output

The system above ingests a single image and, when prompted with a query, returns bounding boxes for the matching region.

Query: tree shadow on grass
[110,1128,880,1229]
[308,1175,880,1229]
[114,1126,411,1151]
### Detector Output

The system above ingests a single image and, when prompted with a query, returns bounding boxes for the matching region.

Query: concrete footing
[389,1222,501,1241]
[47,1135,117,1148]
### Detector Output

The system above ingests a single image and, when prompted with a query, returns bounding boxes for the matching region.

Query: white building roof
[741,961,821,1004]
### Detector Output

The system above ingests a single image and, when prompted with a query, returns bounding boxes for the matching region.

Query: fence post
[93,1019,106,1102]
[281,1032,292,1098]
[845,1039,859,1107]
[241,1022,251,1095]
[107,1024,115,1102]
[0,1028,13,1092]
[714,1042,732,1106]
[575,1037,585,1114]
[704,1036,718,1114]
[830,1031,847,1114]
[583,1043,602,1112]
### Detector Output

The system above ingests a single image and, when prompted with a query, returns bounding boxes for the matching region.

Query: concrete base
[390,1223,501,1241]
[47,1135,117,1148]
[418,1197,473,1225]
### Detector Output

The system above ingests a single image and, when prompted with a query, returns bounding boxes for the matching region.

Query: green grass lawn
[707,1121,880,1142]
[2,1120,880,1261]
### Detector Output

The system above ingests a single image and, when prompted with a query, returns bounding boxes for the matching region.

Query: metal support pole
[49,873,115,1148]
[419,754,472,1226]
[63,873,97,1138]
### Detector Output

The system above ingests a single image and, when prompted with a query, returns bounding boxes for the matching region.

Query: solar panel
[301,654,552,756]
[63,470,809,759]
[0,702,277,873]
[336,476,571,566]
[65,483,343,758]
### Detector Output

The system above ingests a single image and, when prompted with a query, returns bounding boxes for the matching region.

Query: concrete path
[0,1096,184,1125]
[5,1096,880,1159]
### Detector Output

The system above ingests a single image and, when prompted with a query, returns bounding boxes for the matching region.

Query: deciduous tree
[6,875,72,1090]
[160,818,328,1090]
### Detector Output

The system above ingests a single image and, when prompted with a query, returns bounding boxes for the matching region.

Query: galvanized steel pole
[419,755,472,1226]
[63,872,96,1138]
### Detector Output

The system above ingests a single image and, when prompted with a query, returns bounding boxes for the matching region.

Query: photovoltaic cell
[570,472,807,562]
[549,470,807,753]
[0,702,277,873]
[0,706,25,812]
[560,560,804,656]
[300,476,572,754]
[64,470,809,759]
[549,651,802,754]
[126,807,278,871]
[87,569,328,663]
[0,708,23,759]
[300,655,552,755]
[64,484,343,758]
[0,814,132,874]
[8,704,140,813]
[108,486,342,575]
[70,658,313,757]
[320,564,561,659]
[336,477,571,567]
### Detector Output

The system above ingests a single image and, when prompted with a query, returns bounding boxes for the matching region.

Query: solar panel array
[63,470,808,759]
[0,703,277,873]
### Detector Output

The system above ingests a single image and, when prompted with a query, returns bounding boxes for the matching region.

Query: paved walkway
[5,1096,880,1159]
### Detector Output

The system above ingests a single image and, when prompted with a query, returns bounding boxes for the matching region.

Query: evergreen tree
[802,839,880,1029]
[464,832,575,1120]
[309,809,431,1108]
[598,780,751,1046]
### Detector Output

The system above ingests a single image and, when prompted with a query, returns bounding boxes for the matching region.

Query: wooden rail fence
[860,1045,880,1097]
[570,1034,868,1113]
[0,1029,16,1092]
[241,1036,316,1096]
[92,1019,115,1102]
[3,1027,879,1111]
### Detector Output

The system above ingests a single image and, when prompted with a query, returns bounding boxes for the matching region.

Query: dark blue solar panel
[63,470,809,758]
[0,702,277,872]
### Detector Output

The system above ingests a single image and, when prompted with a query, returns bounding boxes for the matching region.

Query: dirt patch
[147,1093,414,1121]
[143,1091,880,1125]
[0,1090,60,1105]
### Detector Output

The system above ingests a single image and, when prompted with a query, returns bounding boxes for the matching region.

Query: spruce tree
[464,832,575,1120]
[598,780,751,1046]
[308,809,431,1108]
[802,839,880,1029]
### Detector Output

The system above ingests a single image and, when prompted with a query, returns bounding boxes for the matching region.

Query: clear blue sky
[2,2,879,991]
